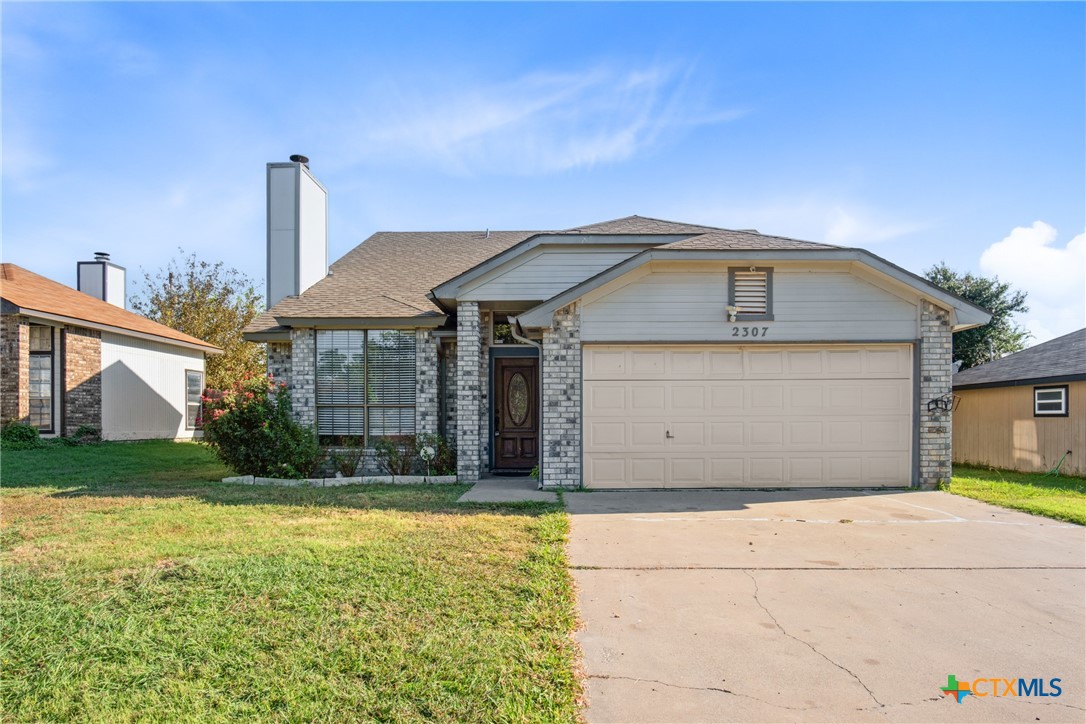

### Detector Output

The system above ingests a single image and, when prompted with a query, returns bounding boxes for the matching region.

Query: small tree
[924,263,1030,370]
[131,251,265,389]
[201,376,323,478]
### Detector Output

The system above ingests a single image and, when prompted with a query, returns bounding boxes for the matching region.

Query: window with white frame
[185,370,204,429]
[28,325,54,432]
[1034,386,1068,417]
[316,330,416,442]
[728,267,774,320]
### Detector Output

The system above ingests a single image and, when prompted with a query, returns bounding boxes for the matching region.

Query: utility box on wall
[267,156,328,309]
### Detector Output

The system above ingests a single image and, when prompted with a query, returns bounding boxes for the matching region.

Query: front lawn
[946,465,1086,525]
[1,441,580,721]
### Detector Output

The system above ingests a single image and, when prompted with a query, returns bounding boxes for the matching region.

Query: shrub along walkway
[1,441,581,721]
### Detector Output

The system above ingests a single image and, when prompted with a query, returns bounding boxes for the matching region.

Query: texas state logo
[940,674,1063,703]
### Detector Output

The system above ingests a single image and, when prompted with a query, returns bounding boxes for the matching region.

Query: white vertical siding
[581,262,921,342]
[460,246,648,301]
[297,167,328,295]
[100,332,205,441]
[267,165,298,307]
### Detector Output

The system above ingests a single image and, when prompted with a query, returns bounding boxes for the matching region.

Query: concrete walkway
[457,476,558,503]
[567,489,1086,723]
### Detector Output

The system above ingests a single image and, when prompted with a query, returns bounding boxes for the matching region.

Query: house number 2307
[731,326,769,337]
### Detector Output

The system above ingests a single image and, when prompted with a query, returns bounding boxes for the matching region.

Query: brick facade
[455,302,482,481]
[918,301,953,488]
[1,315,29,423]
[540,303,582,488]
[289,328,316,427]
[267,341,292,389]
[415,328,439,436]
[62,325,102,432]
[478,311,492,468]
[440,338,458,440]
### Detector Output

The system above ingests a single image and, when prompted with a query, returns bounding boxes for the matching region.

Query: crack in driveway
[744,570,886,709]
[586,673,815,711]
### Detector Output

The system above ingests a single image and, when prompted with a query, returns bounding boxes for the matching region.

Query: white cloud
[979,221,1086,344]
[352,63,745,175]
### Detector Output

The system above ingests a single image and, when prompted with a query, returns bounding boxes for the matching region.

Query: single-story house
[953,328,1084,476]
[1,259,220,440]
[244,157,991,489]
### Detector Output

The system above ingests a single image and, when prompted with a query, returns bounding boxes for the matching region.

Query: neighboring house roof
[953,328,1086,389]
[245,230,535,337]
[0,263,220,353]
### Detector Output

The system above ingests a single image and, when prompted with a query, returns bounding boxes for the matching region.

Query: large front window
[316,330,416,442]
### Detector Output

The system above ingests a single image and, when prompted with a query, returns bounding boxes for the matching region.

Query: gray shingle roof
[244,216,839,336]
[953,328,1086,388]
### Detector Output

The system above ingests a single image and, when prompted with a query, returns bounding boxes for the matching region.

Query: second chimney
[77,252,126,308]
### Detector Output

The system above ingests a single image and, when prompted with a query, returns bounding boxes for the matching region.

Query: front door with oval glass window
[494,357,539,470]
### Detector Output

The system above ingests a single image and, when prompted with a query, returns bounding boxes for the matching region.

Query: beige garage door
[583,344,913,488]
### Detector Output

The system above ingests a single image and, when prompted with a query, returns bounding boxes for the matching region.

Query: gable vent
[733,270,768,315]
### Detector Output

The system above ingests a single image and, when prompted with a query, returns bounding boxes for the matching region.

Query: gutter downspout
[508,315,544,490]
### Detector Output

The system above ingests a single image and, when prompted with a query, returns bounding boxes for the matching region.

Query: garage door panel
[583,344,913,488]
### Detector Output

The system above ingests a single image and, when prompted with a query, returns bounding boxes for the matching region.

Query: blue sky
[3,2,1084,343]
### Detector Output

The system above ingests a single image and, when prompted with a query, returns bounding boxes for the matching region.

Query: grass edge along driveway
[1,441,582,722]
[945,465,1086,526]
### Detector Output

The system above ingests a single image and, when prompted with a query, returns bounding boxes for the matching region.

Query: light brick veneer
[541,304,582,488]
[0,315,29,423]
[441,338,457,440]
[456,302,482,481]
[290,328,316,427]
[416,328,439,436]
[267,342,292,389]
[918,301,953,488]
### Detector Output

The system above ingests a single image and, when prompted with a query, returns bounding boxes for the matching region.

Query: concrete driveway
[566,490,1085,723]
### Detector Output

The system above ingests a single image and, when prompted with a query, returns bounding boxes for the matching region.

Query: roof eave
[272,315,447,329]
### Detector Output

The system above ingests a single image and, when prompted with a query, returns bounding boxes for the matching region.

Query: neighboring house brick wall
[268,342,292,389]
[63,325,102,432]
[1,315,29,423]
[456,302,482,481]
[290,328,316,428]
[919,301,953,487]
[416,328,439,436]
[541,303,582,488]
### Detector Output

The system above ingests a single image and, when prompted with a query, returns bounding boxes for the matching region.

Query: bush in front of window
[1,421,44,450]
[373,436,420,476]
[201,375,323,478]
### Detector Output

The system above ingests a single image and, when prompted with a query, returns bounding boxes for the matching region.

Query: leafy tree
[131,251,265,389]
[924,263,1030,370]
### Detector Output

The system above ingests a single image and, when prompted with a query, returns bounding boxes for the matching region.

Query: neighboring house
[244,157,991,489]
[952,328,1084,477]
[1,260,220,441]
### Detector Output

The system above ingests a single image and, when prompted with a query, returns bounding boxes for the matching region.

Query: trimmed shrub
[201,376,323,478]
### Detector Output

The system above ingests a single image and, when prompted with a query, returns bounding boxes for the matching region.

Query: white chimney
[266,154,328,309]
[77,252,126,308]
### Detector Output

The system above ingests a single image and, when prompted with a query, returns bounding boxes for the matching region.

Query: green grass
[1,442,581,722]
[946,465,1086,525]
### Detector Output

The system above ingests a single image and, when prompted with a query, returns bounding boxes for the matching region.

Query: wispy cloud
[979,221,1086,343]
[352,62,745,175]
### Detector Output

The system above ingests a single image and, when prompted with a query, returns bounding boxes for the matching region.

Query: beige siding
[460,247,646,301]
[953,381,1085,476]
[101,332,205,441]
[580,261,920,342]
